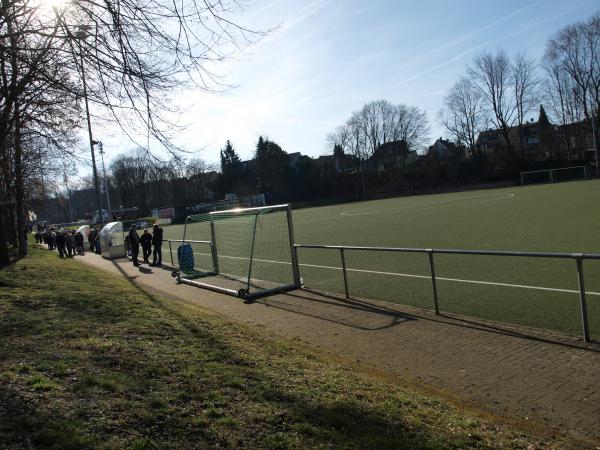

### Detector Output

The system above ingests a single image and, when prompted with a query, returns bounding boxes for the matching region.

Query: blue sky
[100,0,599,168]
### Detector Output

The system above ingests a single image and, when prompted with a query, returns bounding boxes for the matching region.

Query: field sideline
[161,180,600,338]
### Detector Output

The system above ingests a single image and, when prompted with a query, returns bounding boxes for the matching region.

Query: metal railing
[294,244,600,342]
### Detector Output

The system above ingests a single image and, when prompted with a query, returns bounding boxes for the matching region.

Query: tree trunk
[517,124,526,170]
[6,204,17,247]
[0,204,10,266]
[359,163,367,200]
[14,102,27,256]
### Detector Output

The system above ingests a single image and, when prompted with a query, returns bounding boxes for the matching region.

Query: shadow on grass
[101,259,451,448]
[108,259,241,354]
[0,384,96,449]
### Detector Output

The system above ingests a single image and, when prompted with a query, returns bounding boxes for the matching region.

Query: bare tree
[438,77,486,154]
[468,50,516,150]
[0,1,82,259]
[360,100,383,157]
[543,58,586,161]
[327,100,429,199]
[187,158,216,202]
[335,100,430,158]
[545,11,600,173]
[512,52,540,161]
[392,104,430,151]
[0,0,266,262]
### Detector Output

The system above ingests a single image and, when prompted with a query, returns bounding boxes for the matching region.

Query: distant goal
[520,166,588,185]
[175,204,301,300]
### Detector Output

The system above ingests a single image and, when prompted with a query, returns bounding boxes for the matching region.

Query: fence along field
[161,180,600,340]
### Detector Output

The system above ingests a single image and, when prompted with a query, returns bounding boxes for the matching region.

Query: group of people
[126,223,163,267]
[35,222,164,267]
[34,227,100,258]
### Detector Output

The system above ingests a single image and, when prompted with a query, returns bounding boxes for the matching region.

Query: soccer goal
[520,166,588,185]
[175,204,301,300]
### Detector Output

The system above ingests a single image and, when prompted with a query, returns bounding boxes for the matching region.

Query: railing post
[293,245,302,286]
[340,247,350,299]
[428,250,440,315]
[286,205,301,287]
[210,219,220,274]
[169,240,174,266]
[575,257,591,342]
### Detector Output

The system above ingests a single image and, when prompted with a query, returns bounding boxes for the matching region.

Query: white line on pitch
[165,248,600,297]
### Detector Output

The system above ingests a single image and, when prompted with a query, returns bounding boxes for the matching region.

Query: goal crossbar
[208,203,291,215]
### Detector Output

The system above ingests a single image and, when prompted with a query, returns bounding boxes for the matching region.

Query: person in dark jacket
[75,231,84,255]
[88,228,96,251]
[151,224,163,266]
[48,228,56,251]
[140,229,153,264]
[128,224,140,266]
[55,230,66,258]
[65,231,75,257]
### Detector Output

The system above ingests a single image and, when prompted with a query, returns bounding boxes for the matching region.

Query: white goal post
[175,204,301,300]
[520,166,588,186]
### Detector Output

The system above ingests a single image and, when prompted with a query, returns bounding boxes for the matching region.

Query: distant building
[476,108,596,163]
[556,120,596,162]
[475,123,546,160]
[150,204,189,224]
[287,152,302,169]
[427,138,465,164]
[476,128,500,153]
[368,140,417,172]
[316,146,358,174]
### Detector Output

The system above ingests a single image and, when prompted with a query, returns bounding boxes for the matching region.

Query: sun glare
[48,0,67,8]
[33,0,69,16]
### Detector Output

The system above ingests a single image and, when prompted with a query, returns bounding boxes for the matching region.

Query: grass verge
[0,248,572,449]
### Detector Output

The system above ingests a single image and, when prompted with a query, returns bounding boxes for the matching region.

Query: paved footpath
[79,253,600,444]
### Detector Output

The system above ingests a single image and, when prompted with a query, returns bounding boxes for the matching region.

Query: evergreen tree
[220,140,241,176]
[538,105,550,128]
[254,136,289,200]
[538,105,558,160]
[219,140,242,193]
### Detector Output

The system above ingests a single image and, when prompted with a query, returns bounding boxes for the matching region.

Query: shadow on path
[111,258,600,353]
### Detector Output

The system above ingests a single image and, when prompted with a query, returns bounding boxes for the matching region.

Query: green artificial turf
[161,180,600,338]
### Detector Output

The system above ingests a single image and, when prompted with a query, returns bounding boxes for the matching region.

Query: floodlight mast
[97,141,111,214]
[76,25,104,226]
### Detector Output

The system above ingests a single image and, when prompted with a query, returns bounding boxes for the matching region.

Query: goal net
[176,204,301,299]
[520,166,588,185]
